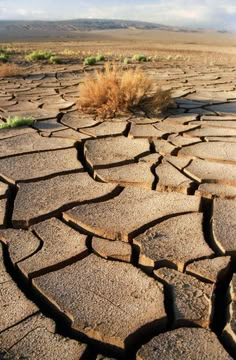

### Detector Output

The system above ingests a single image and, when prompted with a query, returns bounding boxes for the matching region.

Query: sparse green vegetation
[0,116,34,130]
[84,57,97,66]
[25,51,54,62]
[0,53,9,63]
[124,58,131,65]
[25,51,63,64]
[96,54,105,61]
[49,56,62,64]
[132,54,147,62]
[0,48,10,63]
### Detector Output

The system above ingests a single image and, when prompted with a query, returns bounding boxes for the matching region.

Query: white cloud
[223,5,236,14]
[32,10,45,15]
[0,5,46,19]
[16,8,28,16]
[0,0,7,15]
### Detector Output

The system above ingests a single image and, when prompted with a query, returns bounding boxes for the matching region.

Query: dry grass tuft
[78,63,173,118]
[0,63,23,77]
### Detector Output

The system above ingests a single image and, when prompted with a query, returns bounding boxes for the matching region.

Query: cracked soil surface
[0,60,236,359]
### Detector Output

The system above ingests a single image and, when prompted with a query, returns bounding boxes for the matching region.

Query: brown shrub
[78,64,173,118]
[0,63,23,77]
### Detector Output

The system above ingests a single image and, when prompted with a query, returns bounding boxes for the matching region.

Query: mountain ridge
[0,18,210,32]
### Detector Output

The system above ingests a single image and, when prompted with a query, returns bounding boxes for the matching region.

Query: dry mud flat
[0,61,236,359]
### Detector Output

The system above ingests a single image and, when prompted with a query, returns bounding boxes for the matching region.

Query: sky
[0,0,236,31]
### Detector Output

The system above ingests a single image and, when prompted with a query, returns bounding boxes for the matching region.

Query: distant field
[1,27,236,68]
[1,28,236,53]
[98,29,236,46]
[0,24,235,44]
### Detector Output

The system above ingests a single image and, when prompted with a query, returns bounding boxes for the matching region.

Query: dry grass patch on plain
[0,63,23,77]
[78,64,173,118]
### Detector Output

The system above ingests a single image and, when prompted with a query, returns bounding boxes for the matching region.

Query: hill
[0,19,231,42]
[0,19,173,32]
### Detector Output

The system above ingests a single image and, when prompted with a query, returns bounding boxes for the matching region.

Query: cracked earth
[0,61,236,359]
